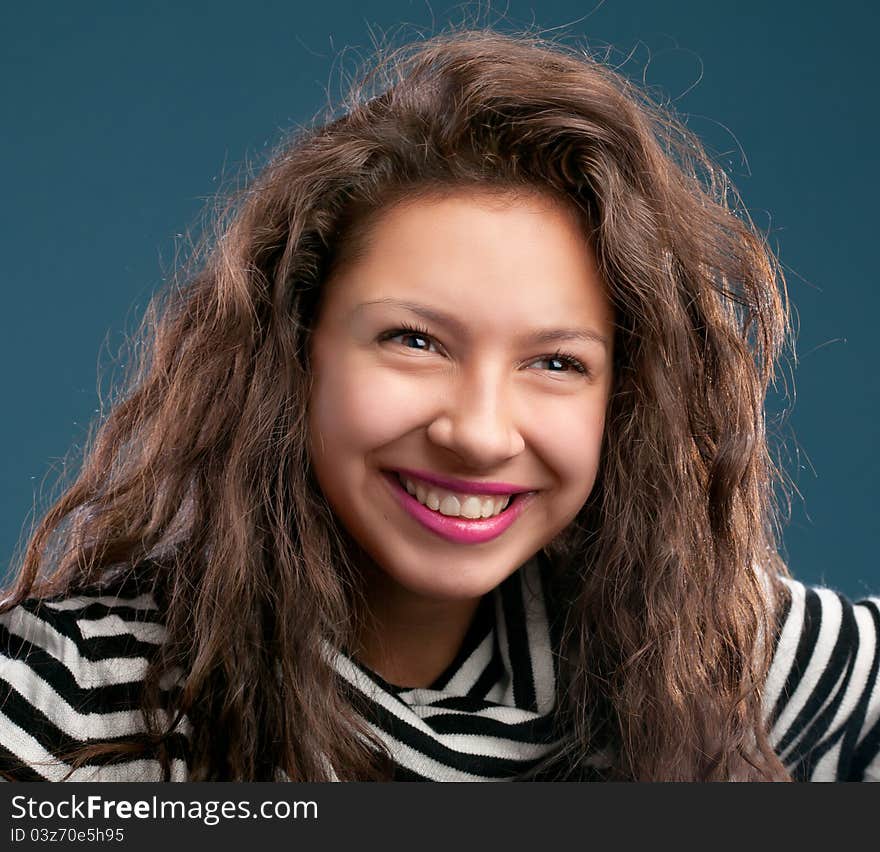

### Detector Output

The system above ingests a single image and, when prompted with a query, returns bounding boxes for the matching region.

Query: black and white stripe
[0,592,189,781]
[1,565,877,781]
[763,579,880,781]
[332,556,562,780]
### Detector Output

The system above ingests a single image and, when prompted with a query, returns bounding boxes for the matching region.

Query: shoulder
[1,586,167,688]
[0,585,183,781]
[763,576,879,781]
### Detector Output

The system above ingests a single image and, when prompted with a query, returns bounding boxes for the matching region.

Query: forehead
[321,189,613,336]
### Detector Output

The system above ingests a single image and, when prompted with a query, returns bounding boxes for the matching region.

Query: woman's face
[308,189,614,602]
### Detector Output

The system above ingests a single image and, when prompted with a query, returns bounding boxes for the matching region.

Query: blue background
[2,1,877,596]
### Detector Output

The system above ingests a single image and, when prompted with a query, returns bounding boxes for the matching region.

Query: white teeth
[460,496,483,519]
[439,495,461,516]
[399,474,512,519]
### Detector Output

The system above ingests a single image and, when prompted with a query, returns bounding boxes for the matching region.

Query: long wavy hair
[3,30,792,781]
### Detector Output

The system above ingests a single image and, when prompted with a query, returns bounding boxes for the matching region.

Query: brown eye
[529,351,589,375]
[379,324,441,354]
[395,332,432,351]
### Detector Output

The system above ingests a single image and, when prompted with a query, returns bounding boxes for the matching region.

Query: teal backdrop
[2,1,877,596]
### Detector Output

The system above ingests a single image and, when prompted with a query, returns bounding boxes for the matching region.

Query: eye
[378,323,441,354]
[528,350,589,376]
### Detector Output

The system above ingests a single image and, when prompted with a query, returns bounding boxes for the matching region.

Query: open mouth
[384,471,522,523]
[381,470,534,545]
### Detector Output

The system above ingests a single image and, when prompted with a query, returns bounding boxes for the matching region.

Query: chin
[380,552,527,602]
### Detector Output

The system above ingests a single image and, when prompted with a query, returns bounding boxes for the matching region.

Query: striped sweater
[0,562,878,782]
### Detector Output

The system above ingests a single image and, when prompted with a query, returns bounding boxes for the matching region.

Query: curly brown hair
[3,29,792,781]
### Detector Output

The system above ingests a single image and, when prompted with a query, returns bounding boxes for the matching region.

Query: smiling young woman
[1,30,877,782]
[308,191,614,688]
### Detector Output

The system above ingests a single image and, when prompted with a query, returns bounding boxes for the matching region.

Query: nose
[426,367,526,469]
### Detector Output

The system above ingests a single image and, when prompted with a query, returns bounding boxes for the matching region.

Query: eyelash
[378,322,590,376]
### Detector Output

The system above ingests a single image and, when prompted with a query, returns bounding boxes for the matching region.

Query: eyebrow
[354,298,610,351]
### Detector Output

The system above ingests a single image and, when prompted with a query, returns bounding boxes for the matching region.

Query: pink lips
[391,467,528,496]
[383,471,535,544]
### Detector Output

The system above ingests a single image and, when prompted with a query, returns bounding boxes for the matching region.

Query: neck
[355,563,482,689]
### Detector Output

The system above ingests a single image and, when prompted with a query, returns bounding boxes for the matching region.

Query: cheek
[523,394,607,495]
[309,356,437,454]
